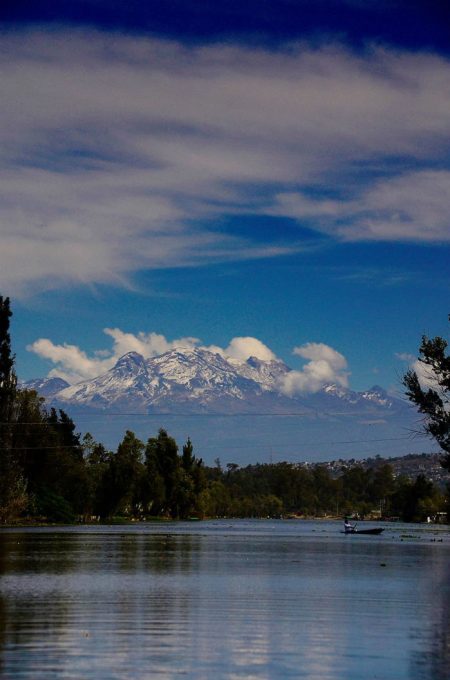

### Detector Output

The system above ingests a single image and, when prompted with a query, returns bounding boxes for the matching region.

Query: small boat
[343,527,384,535]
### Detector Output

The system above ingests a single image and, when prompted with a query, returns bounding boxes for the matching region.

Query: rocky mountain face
[23,347,406,416]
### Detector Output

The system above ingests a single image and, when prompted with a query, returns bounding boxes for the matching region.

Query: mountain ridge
[22,347,407,416]
[20,348,428,462]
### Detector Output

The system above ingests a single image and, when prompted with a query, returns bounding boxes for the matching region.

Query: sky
[1,0,449,396]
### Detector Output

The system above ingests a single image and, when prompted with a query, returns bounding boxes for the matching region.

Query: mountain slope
[46,347,407,417]
[21,377,70,398]
[54,348,291,413]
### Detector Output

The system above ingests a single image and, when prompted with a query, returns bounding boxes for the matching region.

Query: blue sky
[1,0,449,394]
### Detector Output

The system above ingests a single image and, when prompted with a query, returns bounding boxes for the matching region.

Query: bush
[35,488,76,523]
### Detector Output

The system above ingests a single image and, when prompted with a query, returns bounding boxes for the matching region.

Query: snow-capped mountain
[21,376,70,398]
[22,348,423,461]
[33,346,405,416]
[52,347,294,413]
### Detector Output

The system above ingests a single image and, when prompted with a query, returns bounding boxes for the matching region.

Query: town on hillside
[299,453,450,489]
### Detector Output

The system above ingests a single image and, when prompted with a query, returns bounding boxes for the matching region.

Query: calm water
[0,520,449,679]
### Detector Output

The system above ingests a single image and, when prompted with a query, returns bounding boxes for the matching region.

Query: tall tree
[0,296,16,442]
[106,430,145,516]
[403,317,450,470]
[0,297,26,520]
[145,429,180,517]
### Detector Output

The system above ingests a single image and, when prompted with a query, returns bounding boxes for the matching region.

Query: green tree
[11,388,51,507]
[0,297,27,521]
[145,429,180,517]
[203,480,230,517]
[107,430,145,517]
[180,437,206,517]
[341,466,370,504]
[0,327,92,522]
[312,465,338,516]
[144,438,166,516]
[40,408,90,518]
[368,463,396,516]
[83,433,112,517]
[403,317,450,470]
[391,474,441,522]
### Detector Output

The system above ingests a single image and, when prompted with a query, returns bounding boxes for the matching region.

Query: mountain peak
[246,355,263,368]
[115,351,147,369]
[21,376,71,397]
[28,345,405,419]
[116,351,145,363]
[369,385,387,395]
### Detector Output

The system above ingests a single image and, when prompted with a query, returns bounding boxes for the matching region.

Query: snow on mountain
[39,346,406,417]
[20,347,422,461]
[21,377,70,398]
[231,354,290,391]
[57,351,156,411]
[54,347,286,413]
[321,383,393,408]
[360,385,392,407]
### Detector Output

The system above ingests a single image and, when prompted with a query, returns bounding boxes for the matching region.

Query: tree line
[0,297,448,524]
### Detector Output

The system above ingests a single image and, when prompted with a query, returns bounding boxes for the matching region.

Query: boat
[343,527,384,535]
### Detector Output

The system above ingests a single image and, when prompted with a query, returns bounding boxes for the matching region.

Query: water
[0,520,449,679]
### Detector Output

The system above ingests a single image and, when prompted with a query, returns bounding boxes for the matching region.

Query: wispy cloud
[2,30,450,294]
[395,352,416,362]
[272,170,450,242]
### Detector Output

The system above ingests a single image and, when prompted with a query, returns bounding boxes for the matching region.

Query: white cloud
[28,329,278,383]
[400,355,443,394]
[293,342,348,369]
[279,342,350,395]
[411,359,440,391]
[29,330,350,394]
[395,352,415,362]
[1,31,450,294]
[272,170,450,242]
[103,328,200,359]
[215,337,277,362]
[28,330,201,383]
[397,352,444,395]
[27,338,114,384]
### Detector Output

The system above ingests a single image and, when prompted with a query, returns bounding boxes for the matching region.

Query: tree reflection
[0,597,5,678]
[411,564,450,680]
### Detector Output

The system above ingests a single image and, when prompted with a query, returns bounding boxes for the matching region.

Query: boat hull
[343,527,384,535]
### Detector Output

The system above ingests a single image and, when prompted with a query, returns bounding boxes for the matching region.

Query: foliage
[35,488,76,523]
[0,296,24,521]
[403,316,450,470]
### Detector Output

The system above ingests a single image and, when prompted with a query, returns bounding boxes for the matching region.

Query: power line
[0,435,415,452]
[0,408,412,423]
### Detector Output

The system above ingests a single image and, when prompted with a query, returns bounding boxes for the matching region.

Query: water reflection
[0,522,449,679]
[410,552,450,680]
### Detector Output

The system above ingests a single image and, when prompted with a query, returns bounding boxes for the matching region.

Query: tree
[0,297,27,521]
[403,317,450,470]
[106,430,145,517]
[145,429,180,517]
[391,474,442,523]
[179,437,206,518]
[0,297,15,406]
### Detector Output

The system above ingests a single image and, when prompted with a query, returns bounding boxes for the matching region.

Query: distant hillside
[302,453,450,488]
